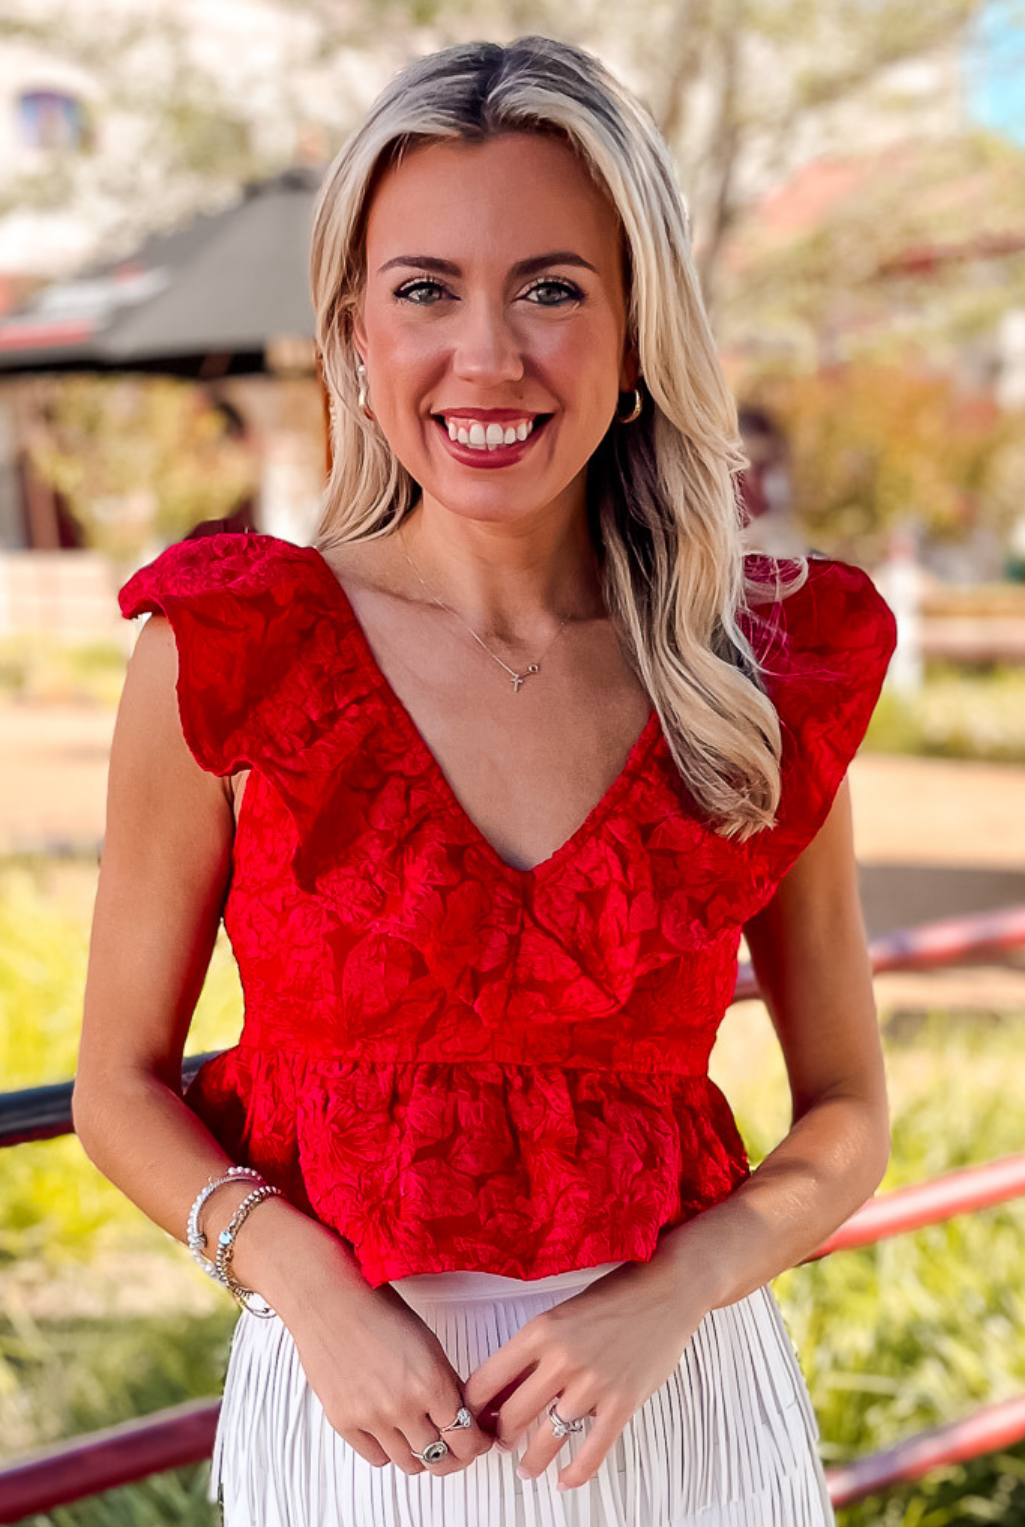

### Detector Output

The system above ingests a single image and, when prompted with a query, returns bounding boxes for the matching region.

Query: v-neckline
[303,543,662,881]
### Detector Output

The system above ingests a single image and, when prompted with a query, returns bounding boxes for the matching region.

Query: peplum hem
[184,1045,752,1288]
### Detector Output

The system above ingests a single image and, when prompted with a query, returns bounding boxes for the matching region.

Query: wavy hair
[309,35,807,840]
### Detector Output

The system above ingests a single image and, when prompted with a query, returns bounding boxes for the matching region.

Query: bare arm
[646,774,890,1309]
[74,613,495,1477]
[72,613,368,1308]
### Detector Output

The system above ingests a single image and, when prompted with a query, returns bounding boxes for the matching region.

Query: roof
[0,164,324,376]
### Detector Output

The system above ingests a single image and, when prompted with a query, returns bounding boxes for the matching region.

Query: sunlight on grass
[868,663,1025,764]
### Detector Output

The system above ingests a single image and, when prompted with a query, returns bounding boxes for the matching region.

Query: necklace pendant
[511,664,541,693]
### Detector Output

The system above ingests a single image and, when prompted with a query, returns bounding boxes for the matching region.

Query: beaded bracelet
[187,1166,266,1281]
[215,1183,283,1317]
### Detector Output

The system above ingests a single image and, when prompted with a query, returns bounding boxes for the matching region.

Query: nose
[450,296,524,387]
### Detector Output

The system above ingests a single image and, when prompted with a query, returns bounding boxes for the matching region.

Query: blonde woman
[75,35,897,1527]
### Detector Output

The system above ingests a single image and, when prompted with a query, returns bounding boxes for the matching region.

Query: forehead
[362,132,622,266]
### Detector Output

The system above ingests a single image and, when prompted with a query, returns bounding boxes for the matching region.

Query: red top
[118,530,897,1288]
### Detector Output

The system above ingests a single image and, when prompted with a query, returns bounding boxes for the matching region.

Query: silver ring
[411,1436,450,1465]
[439,1406,474,1433]
[548,1402,585,1438]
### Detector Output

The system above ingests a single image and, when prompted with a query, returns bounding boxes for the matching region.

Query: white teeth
[441,416,538,450]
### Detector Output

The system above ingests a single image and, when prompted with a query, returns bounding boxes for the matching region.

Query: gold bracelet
[214,1183,283,1317]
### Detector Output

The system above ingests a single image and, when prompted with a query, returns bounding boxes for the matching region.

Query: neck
[400,494,604,639]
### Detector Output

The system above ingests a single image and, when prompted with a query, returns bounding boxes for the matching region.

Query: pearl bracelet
[187,1166,265,1281]
[215,1183,283,1317]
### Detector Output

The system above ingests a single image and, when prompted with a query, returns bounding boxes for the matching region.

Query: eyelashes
[392,276,584,307]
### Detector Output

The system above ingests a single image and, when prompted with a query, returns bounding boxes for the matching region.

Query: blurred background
[0,2,1023,1524]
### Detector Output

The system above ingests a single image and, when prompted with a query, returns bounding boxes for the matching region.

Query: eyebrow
[376,251,600,278]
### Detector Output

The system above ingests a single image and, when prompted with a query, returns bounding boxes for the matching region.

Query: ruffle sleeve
[741,554,898,879]
[117,531,325,778]
[117,531,391,892]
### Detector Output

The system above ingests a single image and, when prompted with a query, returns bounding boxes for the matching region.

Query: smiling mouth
[431,414,553,452]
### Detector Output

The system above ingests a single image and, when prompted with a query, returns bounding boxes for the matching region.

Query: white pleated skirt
[209,1259,835,1526]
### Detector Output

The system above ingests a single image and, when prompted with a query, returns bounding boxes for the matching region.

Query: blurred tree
[717,129,1025,368]
[740,356,1025,560]
[23,375,259,560]
[618,0,998,308]
[0,0,998,298]
[7,0,1022,560]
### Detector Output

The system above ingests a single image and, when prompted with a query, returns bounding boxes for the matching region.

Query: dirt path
[5,699,1022,863]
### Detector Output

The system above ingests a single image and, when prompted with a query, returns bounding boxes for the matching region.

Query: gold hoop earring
[615,386,643,425]
[356,360,375,421]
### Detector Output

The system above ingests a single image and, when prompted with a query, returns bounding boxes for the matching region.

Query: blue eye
[524,279,583,306]
[394,278,447,305]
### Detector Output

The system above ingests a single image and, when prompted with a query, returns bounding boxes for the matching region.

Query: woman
[74,35,897,1527]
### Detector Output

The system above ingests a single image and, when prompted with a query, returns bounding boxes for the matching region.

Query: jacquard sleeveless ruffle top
[118,530,897,1288]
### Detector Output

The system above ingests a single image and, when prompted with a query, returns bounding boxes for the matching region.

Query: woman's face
[351,131,637,530]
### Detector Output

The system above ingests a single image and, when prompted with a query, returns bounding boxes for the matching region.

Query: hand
[283,1276,496,1476]
[461,1260,705,1492]
[234,1206,494,1479]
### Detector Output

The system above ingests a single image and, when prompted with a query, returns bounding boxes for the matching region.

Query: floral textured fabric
[118,530,897,1288]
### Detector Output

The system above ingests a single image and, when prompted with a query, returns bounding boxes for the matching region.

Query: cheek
[535,319,621,394]
[369,334,439,424]
[360,300,426,375]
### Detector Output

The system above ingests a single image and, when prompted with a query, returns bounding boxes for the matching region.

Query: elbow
[849,1093,891,1204]
[71,1072,105,1163]
[870,1108,892,1195]
[71,1065,137,1163]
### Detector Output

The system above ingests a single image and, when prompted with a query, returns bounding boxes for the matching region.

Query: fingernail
[516,1465,531,1480]
[557,1481,568,1492]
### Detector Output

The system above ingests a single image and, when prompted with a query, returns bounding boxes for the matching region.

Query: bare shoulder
[111,612,235,832]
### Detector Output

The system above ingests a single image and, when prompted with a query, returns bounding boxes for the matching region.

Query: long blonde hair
[309,36,807,840]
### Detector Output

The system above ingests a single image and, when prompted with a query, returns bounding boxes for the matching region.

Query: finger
[494,1370,569,1452]
[344,1428,392,1469]
[551,1403,632,1491]
[380,1424,433,1476]
[429,1400,493,1465]
[513,1390,593,1480]
[473,1374,532,1440]
[402,1419,486,1478]
[461,1341,537,1417]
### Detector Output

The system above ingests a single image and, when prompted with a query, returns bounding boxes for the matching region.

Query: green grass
[3,865,1025,1524]
[0,636,130,709]
[867,663,1025,765]
[0,860,242,1268]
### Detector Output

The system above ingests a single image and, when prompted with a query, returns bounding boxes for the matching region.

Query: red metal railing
[2,905,1023,1521]
[810,1153,1025,1257]
[0,1402,219,1523]
[733,902,1025,1002]
[827,1394,1025,1509]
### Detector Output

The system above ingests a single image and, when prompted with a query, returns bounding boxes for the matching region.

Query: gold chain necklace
[399,523,569,693]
